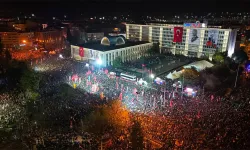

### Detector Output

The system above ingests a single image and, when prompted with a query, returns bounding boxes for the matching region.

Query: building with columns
[126,23,237,60]
[71,35,153,67]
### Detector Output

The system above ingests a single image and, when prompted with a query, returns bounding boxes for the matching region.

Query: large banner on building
[173,27,183,43]
[79,47,84,57]
[206,30,219,48]
[189,29,201,45]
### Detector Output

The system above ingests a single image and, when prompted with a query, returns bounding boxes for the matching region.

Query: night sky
[1,0,250,18]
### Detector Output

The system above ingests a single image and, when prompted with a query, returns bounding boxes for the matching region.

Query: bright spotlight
[85,63,89,67]
[150,74,155,78]
[59,54,63,58]
[97,59,102,65]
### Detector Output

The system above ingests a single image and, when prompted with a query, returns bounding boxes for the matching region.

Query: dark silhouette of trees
[232,49,248,64]
[130,119,144,150]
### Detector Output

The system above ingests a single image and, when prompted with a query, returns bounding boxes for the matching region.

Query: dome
[101,36,125,46]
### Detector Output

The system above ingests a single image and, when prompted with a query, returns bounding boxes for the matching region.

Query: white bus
[120,73,136,81]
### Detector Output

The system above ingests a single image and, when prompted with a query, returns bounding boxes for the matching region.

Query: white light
[97,59,102,65]
[150,74,155,78]
[59,54,63,58]
[186,88,193,92]
[85,63,89,67]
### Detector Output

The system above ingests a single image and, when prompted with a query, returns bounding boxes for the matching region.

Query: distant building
[70,26,86,45]
[86,32,104,42]
[8,20,40,31]
[34,29,65,51]
[0,31,34,49]
[126,23,238,60]
[71,35,152,67]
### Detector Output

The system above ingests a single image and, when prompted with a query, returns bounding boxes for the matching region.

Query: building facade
[71,36,153,67]
[86,32,104,42]
[0,31,34,49]
[35,29,65,51]
[126,23,237,59]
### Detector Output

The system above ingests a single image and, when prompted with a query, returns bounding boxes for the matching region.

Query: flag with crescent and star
[173,27,183,43]
[79,47,84,57]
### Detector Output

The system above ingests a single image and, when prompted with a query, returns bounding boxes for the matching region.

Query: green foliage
[19,68,41,101]
[113,56,122,68]
[181,68,200,80]
[180,68,200,86]
[20,69,41,91]
[130,120,144,150]
[212,52,225,63]
[25,89,40,101]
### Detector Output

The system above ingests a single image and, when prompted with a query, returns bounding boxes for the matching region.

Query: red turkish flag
[173,27,183,43]
[79,47,84,57]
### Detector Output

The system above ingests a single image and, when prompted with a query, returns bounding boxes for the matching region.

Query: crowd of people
[68,66,250,149]
[11,50,44,61]
[1,58,250,149]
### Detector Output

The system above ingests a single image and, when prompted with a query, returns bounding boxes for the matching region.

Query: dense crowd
[1,58,250,149]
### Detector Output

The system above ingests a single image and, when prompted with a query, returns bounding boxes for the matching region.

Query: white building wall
[71,43,153,67]
[126,24,236,58]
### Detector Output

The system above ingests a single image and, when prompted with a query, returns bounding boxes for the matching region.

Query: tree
[232,49,248,64]
[180,68,200,86]
[84,100,130,139]
[0,38,3,55]
[113,56,122,68]
[5,49,12,61]
[212,52,225,63]
[147,43,160,54]
[66,27,73,44]
[181,68,200,80]
[61,48,71,58]
[130,120,144,150]
[0,39,4,74]
[19,69,41,101]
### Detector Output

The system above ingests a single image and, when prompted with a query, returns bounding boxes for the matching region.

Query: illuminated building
[126,23,237,60]
[34,29,65,51]
[71,35,153,67]
[86,32,104,41]
[0,31,34,49]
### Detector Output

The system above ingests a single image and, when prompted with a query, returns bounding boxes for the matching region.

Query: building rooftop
[74,40,149,51]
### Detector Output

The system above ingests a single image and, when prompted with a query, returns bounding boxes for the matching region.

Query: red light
[242,34,245,37]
